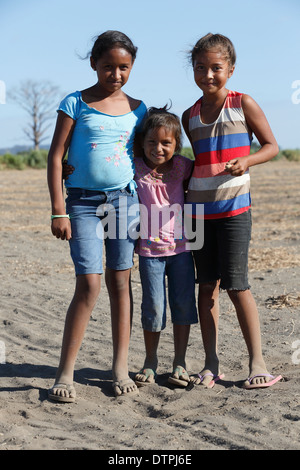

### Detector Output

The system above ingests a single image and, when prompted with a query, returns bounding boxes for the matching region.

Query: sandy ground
[0,160,299,451]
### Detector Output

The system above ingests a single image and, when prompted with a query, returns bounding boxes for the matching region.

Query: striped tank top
[186,91,252,219]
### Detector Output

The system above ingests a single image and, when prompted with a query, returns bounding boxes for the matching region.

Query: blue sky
[1,0,299,150]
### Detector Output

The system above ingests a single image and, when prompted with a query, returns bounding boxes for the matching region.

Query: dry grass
[265,293,300,309]
[249,246,300,271]
[249,160,300,272]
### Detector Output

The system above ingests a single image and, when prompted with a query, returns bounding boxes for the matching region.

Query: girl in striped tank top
[182,33,282,389]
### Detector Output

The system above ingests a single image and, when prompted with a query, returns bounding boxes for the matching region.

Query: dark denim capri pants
[193,210,252,291]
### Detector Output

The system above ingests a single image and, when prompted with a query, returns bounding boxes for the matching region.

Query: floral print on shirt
[105,131,131,167]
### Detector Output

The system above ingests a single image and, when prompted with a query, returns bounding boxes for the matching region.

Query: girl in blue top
[47,31,147,401]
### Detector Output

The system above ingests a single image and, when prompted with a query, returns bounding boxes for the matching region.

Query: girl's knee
[199,281,219,296]
[105,269,130,294]
[76,274,101,300]
[227,287,250,299]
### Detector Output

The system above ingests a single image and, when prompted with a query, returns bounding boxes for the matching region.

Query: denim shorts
[66,186,140,275]
[139,252,198,332]
[193,210,252,290]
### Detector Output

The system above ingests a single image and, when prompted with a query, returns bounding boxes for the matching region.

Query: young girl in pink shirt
[134,106,198,387]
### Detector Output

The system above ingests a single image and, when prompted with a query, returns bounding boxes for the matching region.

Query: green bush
[25,149,48,168]
[279,149,300,162]
[180,147,195,160]
[0,149,48,169]
[0,153,26,170]
[250,142,300,162]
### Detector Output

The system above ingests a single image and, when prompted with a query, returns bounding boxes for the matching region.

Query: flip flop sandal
[135,368,156,387]
[48,383,76,403]
[168,366,190,387]
[191,372,225,388]
[243,374,282,389]
[113,378,139,397]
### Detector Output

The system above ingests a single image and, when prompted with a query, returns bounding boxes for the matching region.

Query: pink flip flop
[243,374,282,389]
[207,373,225,389]
[196,372,225,388]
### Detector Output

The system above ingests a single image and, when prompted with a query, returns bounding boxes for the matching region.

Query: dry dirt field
[0,160,299,451]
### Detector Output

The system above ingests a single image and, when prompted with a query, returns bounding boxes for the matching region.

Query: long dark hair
[90,30,138,62]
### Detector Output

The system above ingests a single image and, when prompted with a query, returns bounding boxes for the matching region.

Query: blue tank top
[58,91,147,191]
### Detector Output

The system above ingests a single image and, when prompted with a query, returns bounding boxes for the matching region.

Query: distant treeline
[181,143,300,162]
[0,145,300,170]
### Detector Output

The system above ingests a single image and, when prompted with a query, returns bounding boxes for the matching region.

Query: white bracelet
[51,214,70,220]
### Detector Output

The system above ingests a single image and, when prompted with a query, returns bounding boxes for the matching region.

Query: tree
[9,80,61,150]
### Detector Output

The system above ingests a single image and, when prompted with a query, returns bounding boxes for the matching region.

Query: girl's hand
[51,218,72,240]
[62,160,75,180]
[225,158,249,176]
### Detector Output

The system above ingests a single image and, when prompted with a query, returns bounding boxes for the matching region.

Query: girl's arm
[227,94,279,176]
[182,107,195,188]
[47,111,75,240]
[182,107,193,147]
[133,131,144,158]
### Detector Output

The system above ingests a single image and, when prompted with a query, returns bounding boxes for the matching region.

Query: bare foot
[135,368,156,386]
[168,365,190,387]
[48,383,76,403]
[243,361,282,388]
[113,378,139,397]
[190,370,213,386]
[190,359,220,387]
[244,359,272,387]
